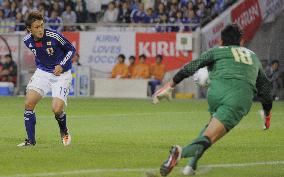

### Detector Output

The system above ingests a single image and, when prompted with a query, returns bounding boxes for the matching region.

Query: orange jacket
[131,63,150,79]
[128,64,135,78]
[150,63,165,81]
[111,63,129,78]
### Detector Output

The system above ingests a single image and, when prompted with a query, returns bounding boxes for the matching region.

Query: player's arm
[59,34,76,68]
[256,67,273,129]
[153,50,214,104]
[54,33,76,75]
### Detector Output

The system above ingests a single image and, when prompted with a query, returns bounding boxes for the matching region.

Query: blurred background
[0,0,283,100]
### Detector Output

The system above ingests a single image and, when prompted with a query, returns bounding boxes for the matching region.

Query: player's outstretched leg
[53,98,71,146]
[55,112,71,146]
[160,145,182,176]
[181,136,211,175]
[182,124,209,175]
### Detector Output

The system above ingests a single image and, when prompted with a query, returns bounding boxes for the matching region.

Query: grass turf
[0,97,283,177]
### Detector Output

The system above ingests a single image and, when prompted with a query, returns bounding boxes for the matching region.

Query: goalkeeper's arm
[256,68,273,115]
[152,50,214,104]
[172,50,214,86]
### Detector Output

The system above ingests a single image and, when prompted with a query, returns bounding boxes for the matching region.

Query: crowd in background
[0,0,237,32]
[0,54,17,85]
[111,54,165,95]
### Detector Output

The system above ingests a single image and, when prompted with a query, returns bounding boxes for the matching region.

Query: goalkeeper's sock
[55,112,67,133]
[181,135,211,159]
[24,109,36,144]
[186,125,209,170]
[198,124,208,136]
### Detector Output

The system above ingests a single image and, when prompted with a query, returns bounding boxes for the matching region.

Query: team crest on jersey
[46,47,54,56]
[47,41,51,46]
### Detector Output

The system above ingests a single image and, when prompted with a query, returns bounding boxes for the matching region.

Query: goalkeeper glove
[152,82,174,104]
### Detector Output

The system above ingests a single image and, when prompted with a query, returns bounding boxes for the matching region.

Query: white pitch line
[43,111,284,119]
[1,161,283,177]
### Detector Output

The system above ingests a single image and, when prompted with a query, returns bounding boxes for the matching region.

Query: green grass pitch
[0,97,283,177]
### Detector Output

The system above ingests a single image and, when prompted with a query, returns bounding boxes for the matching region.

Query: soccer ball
[193,67,209,87]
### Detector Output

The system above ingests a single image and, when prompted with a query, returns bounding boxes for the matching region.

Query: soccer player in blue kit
[17,11,76,147]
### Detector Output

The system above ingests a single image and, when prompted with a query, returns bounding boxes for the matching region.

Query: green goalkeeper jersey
[173,45,272,103]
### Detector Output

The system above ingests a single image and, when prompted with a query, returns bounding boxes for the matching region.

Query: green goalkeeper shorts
[207,79,254,131]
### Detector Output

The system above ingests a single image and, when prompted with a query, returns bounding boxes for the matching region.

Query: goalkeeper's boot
[17,139,35,147]
[160,145,182,176]
[182,165,195,176]
[259,110,271,130]
[60,128,71,146]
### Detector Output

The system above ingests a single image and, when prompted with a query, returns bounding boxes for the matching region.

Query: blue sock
[24,110,36,144]
[55,113,67,133]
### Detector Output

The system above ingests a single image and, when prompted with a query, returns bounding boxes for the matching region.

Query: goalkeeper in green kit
[153,24,273,176]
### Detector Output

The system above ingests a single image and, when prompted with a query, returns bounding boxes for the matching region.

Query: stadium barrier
[93,78,149,98]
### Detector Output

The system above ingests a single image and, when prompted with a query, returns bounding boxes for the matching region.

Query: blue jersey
[23,29,76,73]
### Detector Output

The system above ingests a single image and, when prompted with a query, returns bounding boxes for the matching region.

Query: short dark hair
[4,54,12,59]
[25,11,44,28]
[118,54,125,61]
[272,60,279,65]
[129,56,135,60]
[156,54,163,60]
[221,24,243,46]
[139,54,146,59]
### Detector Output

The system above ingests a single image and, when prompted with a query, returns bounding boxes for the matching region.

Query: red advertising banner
[62,31,80,52]
[231,0,262,43]
[136,32,192,71]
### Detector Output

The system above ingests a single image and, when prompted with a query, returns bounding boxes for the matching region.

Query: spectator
[131,2,146,23]
[131,54,150,79]
[171,10,184,32]
[149,54,165,95]
[21,0,36,16]
[156,14,171,32]
[143,8,156,23]
[196,2,212,26]
[0,54,17,85]
[211,0,225,17]
[156,2,167,22]
[48,1,62,16]
[130,0,140,11]
[117,1,132,23]
[103,1,118,23]
[63,0,75,10]
[2,0,11,18]
[47,10,63,32]
[9,1,18,18]
[180,0,191,8]
[85,0,102,22]
[75,0,88,23]
[168,3,178,19]
[183,9,199,31]
[14,12,25,31]
[61,4,77,31]
[143,0,155,9]
[265,60,281,100]
[38,3,49,20]
[111,54,128,78]
[127,55,136,78]
[0,9,5,21]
